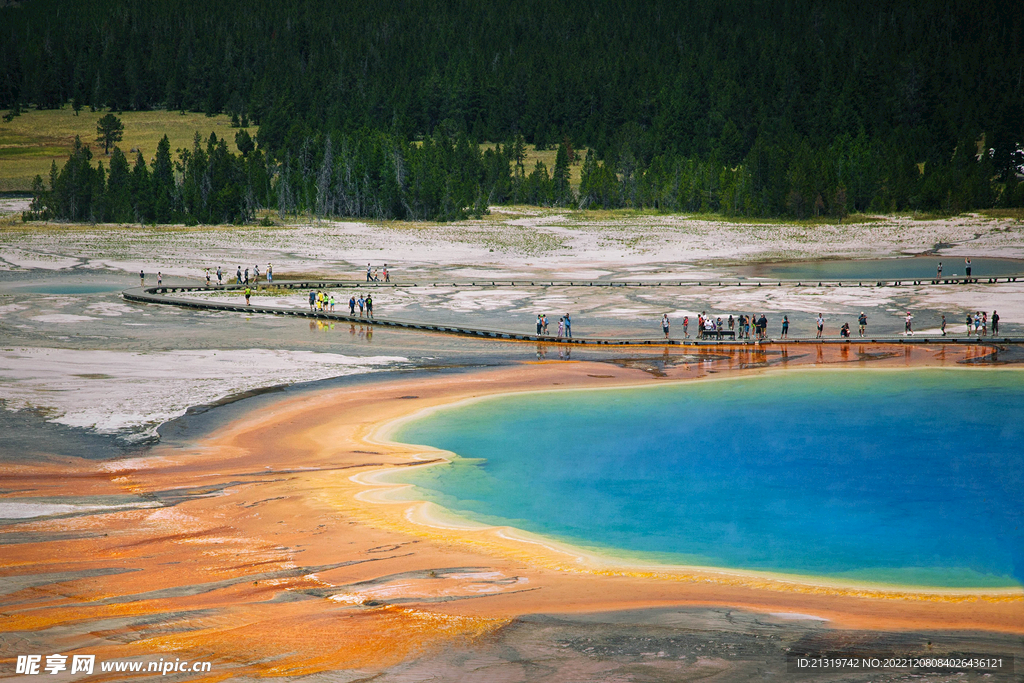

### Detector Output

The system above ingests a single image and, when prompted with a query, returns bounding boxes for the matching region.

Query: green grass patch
[479,142,588,190]
[978,208,1024,221]
[0,145,69,158]
[560,208,888,226]
[697,212,886,226]
[0,107,256,191]
[907,211,953,221]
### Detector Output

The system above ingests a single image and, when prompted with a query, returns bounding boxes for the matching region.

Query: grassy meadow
[0,108,255,192]
[0,108,586,195]
[480,143,588,191]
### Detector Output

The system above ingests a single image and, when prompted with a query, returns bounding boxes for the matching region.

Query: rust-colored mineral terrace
[2,343,1021,681]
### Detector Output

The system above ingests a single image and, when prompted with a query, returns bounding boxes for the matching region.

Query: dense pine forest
[4,0,1023,223]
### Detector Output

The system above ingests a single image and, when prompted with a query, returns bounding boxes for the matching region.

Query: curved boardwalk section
[122,280,1024,347]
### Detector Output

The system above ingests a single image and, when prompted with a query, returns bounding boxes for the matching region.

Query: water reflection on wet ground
[738,255,1024,280]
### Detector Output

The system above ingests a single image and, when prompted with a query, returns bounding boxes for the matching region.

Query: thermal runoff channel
[391,369,1024,588]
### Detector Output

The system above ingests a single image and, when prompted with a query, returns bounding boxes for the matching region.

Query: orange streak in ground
[1,344,1020,680]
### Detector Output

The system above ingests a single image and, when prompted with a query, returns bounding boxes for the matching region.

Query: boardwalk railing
[122,280,1024,347]
[139,276,1018,292]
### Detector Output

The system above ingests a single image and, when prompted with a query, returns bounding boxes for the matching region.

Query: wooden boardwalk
[122,280,1024,347]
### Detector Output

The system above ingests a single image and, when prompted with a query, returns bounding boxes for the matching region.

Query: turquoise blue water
[743,256,1023,281]
[390,370,1024,588]
[16,283,125,294]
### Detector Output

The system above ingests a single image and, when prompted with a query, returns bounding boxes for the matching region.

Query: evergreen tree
[524,161,552,206]
[552,144,572,205]
[106,147,132,222]
[235,129,254,157]
[152,135,176,223]
[50,136,98,221]
[95,113,123,155]
[130,151,153,222]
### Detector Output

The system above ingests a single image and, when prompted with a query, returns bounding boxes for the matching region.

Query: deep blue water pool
[390,370,1024,588]
[740,256,1024,281]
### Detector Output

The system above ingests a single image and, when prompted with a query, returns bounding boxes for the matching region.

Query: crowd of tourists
[217,263,274,286]
[366,263,391,282]
[141,260,1012,341]
[535,313,573,339]
[304,289,375,318]
[964,310,1000,336]
[653,308,1005,341]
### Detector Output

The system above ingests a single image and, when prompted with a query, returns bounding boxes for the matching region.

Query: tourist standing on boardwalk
[216,266,222,285]
[244,287,251,305]
[384,265,390,282]
[941,314,947,336]
[703,315,716,339]
[905,311,913,335]
[781,315,789,339]
[205,269,211,286]
[663,314,670,338]
[308,290,315,311]
[937,262,942,278]
[139,269,145,285]
[329,294,335,311]
[557,317,565,339]
[267,263,273,283]
[537,315,543,335]
[992,310,999,335]
[564,313,572,339]
[758,314,768,340]
[253,264,260,284]
[982,311,987,336]
[965,257,972,278]
[858,312,867,337]
[728,315,734,335]
[974,312,982,335]
[966,312,973,335]
[816,313,824,338]
[542,314,549,335]
[348,295,355,315]
[366,295,373,318]
[683,315,689,338]
[157,272,162,286]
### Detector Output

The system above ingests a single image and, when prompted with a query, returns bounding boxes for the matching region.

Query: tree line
[26,132,270,225]
[30,120,1020,224]
[10,0,1022,221]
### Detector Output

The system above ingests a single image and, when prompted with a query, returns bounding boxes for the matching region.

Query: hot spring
[388,369,1024,588]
